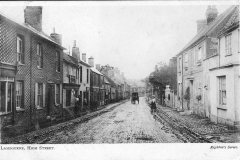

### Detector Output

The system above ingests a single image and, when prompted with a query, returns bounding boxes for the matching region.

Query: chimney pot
[72,40,80,61]
[96,64,101,71]
[50,28,62,45]
[82,53,86,62]
[88,57,94,67]
[206,5,218,24]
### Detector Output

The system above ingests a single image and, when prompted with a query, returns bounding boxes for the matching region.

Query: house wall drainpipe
[29,36,33,131]
[181,54,184,111]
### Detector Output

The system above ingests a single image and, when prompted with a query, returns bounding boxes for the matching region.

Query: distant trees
[148,61,177,93]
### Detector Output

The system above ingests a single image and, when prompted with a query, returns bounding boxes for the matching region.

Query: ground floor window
[16,81,24,108]
[37,83,43,108]
[219,76,226,105]
[66,90,71,106]
[0,81,13,113]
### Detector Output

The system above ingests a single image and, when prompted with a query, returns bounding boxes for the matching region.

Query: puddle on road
[113,120,124,124]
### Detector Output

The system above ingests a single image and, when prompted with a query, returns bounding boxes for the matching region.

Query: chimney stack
[206,5,218,24]
[96,64,101,71]
[72,40,80,61]
[50,28,62,45]
[196,19,207,33]
[82,53,86,62]
[24,6,42,31]
[88,57,94,67]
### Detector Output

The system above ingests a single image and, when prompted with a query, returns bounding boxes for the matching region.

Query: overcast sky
[0,1,233,80]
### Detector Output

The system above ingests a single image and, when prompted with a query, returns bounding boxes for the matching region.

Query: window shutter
[35,83,38,107]
[43,83,46,107]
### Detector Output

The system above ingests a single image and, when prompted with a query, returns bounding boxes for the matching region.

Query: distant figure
[150,96,156,114]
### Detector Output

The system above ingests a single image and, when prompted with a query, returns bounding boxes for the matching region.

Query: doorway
[189,80,194,110]
[46,83,54,115]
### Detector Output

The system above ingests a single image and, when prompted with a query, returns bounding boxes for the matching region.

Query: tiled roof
[0,12,65,50]
[79,59,91,67]
[218,6,239,36]
[178,6,237,55]
[63,53,78,66]
[91,67,103,75]
[104,75,117,87]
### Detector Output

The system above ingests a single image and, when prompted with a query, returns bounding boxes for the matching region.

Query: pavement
[156,104,240,143]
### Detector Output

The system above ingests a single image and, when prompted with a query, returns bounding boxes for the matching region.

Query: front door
[46,83,54,115]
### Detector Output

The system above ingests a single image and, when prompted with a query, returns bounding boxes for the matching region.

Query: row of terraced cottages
[174,5,240,129]
[0,6,131,139]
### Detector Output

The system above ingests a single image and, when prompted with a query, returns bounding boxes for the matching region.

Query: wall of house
[79,64,90,109]
[179,41,205,115]
[176,54,183,110]
[208,28,240,127]
[219,29,240,66]
[31,34,63,128]
[209,67,238,126]
[63,63,69,83]
[0,16,63,135]
[0,17,32,135]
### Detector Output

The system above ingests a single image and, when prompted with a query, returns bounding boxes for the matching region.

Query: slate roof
[104,75,117,87]
[218,6,239,37]
[79,59,91,67]
[0,12,65,50]
[63,52,78,66]
[91,67,103,76]
[177,5,238,56]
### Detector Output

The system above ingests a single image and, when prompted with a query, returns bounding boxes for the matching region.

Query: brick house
[89,57,105,110]
[103,75,117,103]
[62,52,80,118]
[0,6,64,138]
[176,5,239,128]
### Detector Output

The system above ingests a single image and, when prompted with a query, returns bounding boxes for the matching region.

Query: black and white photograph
[0,0,239,159]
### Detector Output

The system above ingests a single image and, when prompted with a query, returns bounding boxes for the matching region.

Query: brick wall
[0,16,64,137]
[0,17,32,136]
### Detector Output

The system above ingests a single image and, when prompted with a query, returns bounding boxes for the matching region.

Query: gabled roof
[177,6,237,56]
[0,12,65,50]
[103,74,117,87]
[79,59,91,67]
[91,67,103,75]
[218,6,239,37]
[63,52,78,66]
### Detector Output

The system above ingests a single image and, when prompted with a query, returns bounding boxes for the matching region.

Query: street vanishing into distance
[41,97,182,143]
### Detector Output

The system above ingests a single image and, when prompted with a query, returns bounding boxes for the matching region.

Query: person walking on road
[150,96,157,114]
